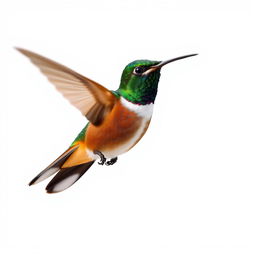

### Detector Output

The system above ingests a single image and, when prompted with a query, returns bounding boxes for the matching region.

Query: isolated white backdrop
[1,0,256,255]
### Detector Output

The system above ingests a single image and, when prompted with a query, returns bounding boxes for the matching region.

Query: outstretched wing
[16,48,117,125]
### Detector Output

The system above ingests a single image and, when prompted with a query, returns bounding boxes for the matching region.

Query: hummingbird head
[117,54,197,105]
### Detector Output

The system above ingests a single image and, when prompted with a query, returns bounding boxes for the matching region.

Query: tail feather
[29,146,79,186]
[45,161,95,193]
[29,143,95,193]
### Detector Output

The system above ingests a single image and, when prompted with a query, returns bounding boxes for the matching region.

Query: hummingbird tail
[45,160,95,193]
[28,146,79,186]
[29,144,95,193]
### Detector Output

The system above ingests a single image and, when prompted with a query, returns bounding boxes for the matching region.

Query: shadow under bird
[16,48,197,193]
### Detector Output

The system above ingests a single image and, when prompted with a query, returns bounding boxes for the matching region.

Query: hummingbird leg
[105,157,118,166]
[93,150,106,165]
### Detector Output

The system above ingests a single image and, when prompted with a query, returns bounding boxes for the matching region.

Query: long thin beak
[145,53,198,74]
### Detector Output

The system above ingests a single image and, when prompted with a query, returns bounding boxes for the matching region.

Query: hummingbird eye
[133,66,146,75]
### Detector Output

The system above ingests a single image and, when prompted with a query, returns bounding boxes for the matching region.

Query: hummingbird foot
[93,150,106,165]
[105,157,118,166]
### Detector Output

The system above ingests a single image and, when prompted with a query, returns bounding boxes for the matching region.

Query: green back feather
[70,123,89,146]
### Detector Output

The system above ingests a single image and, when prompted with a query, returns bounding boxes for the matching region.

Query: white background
[1,0,256,255]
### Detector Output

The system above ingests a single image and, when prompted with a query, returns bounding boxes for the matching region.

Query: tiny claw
[93,150,106,165]
[98,159,105,165]
[105,157,118,166]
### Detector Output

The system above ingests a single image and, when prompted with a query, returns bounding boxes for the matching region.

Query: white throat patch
[120,97,154,119]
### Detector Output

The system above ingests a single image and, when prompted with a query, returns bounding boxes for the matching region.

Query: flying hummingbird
[16,48,197,193]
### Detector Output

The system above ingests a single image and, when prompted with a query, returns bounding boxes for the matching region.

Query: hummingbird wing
[16,48,117,126]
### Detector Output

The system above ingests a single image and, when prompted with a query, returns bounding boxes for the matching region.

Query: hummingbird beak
[144,53,198,75]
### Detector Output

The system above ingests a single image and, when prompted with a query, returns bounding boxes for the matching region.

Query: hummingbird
[16,48,197,193]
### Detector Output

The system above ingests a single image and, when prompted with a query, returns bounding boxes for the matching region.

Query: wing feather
[16,48,117,125]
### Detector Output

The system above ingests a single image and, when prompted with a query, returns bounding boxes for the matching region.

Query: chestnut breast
[85,98,153,158]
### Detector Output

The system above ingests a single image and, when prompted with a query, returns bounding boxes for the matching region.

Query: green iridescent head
[117,59,161,105]
[117,54,198,105]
